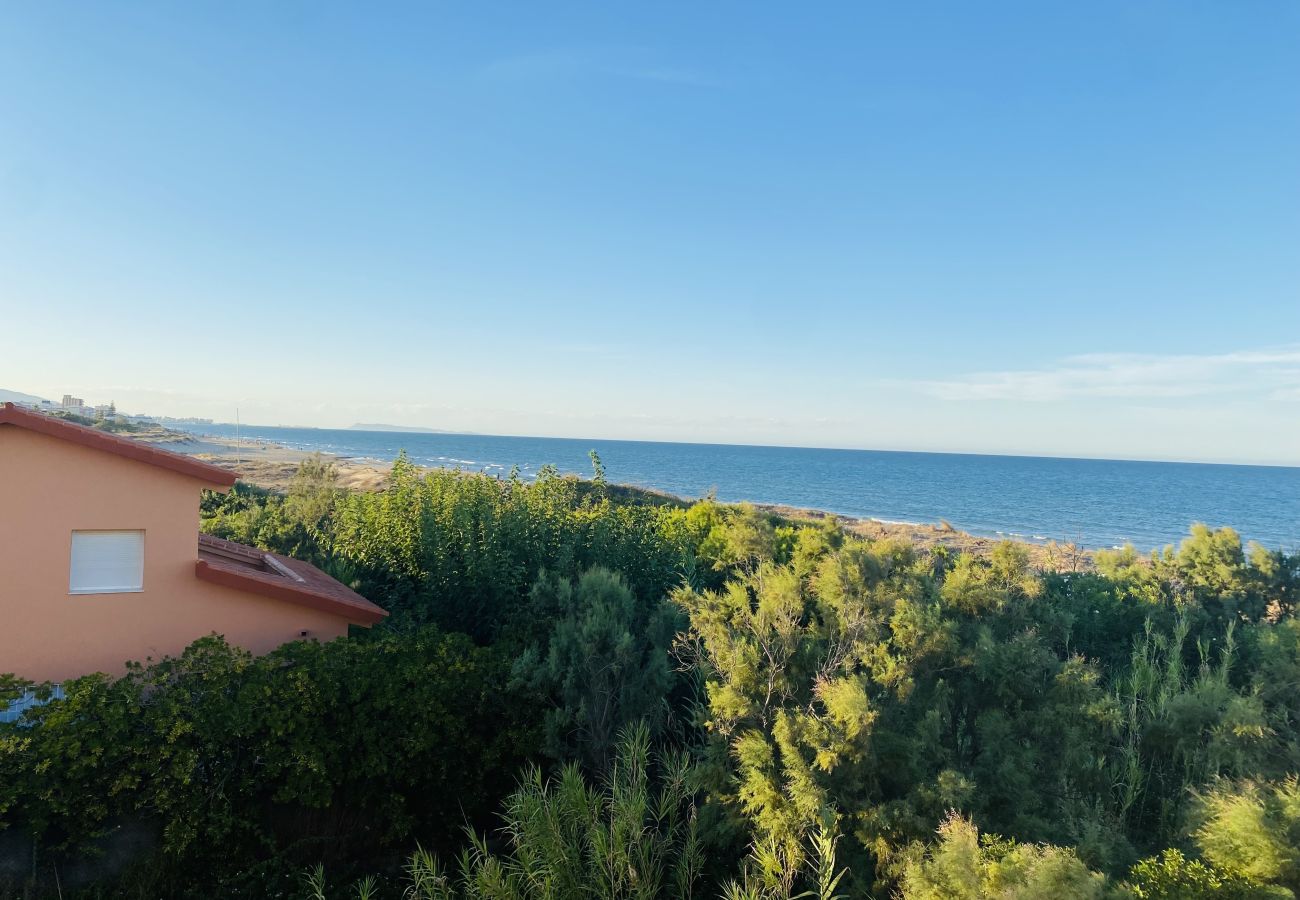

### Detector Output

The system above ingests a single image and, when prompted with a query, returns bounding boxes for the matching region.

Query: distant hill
[349,423,459,434]
[0,388,49,406]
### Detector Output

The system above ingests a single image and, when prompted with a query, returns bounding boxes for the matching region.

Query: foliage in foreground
[898,814,1110,899]
[0,630,535,894]
[4,456,1300,898]
[1189,777,1300,895]
[304,725,703,900]
[674,524,1300,892]
[511,567,683,771]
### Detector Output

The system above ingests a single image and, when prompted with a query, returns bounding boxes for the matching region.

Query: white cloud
[914,347,1300,403]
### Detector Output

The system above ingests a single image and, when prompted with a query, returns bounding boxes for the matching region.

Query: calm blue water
[172,424,1299,551]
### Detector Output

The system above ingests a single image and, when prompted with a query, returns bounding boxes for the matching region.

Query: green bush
[898,814,1110,899]
[307,724,703,900]
[0,630,538,894]
[1190,778,1300,895]
[1126,849,1278,899]
[9,451,1299,898]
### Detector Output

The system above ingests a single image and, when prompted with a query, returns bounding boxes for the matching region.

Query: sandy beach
[161,434,396,492]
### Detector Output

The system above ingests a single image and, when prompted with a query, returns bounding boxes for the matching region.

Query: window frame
[68,529,146,595]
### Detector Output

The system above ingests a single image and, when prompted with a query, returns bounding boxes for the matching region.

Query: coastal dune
[179,434,1097,570]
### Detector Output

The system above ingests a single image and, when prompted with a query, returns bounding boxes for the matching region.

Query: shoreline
[172,433,1098,570]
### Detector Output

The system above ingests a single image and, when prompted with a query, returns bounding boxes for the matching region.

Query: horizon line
[191,419,1300,472]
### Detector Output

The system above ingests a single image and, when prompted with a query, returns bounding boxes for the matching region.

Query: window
[1,685,64,725]
[70,530,144,594]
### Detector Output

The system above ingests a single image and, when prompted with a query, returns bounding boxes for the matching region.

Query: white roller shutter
[69,531,145,593]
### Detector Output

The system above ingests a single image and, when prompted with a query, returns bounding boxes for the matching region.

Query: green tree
[514,567,682,772]
[673,542,898,882]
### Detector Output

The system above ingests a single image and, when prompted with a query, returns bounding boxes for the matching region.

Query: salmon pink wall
[0,426,350,682]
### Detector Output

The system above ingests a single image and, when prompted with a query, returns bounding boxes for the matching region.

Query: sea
[170,423,1300,552]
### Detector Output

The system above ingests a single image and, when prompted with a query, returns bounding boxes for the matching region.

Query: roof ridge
[0,402,236,487]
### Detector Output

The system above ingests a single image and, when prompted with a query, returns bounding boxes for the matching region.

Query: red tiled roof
[196,533,387,625]
[0,402,236,487]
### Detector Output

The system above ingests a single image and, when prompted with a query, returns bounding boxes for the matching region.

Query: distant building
[57,394,97,417]
[16,399,58,412]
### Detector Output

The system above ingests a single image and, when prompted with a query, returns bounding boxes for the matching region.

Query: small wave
[427,456,480,466]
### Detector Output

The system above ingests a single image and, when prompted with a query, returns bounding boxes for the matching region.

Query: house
[0,402,386,686]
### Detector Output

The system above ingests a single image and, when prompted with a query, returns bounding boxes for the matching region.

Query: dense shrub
[328,458,703,638]
[6,457,1298,897]
[0,630,537,895]
[1126,849,1276,899]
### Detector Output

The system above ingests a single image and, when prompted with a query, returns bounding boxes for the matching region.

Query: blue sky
[2,3,1298,464]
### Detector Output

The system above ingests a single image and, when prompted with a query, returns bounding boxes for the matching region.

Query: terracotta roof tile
[0,402,236,487]
[197,533,387,625]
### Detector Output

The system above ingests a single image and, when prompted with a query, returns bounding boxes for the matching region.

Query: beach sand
[171,437,394,492]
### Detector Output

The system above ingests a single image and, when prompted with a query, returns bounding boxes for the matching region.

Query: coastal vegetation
[46,410,146,434]
[3,454,1299,898]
